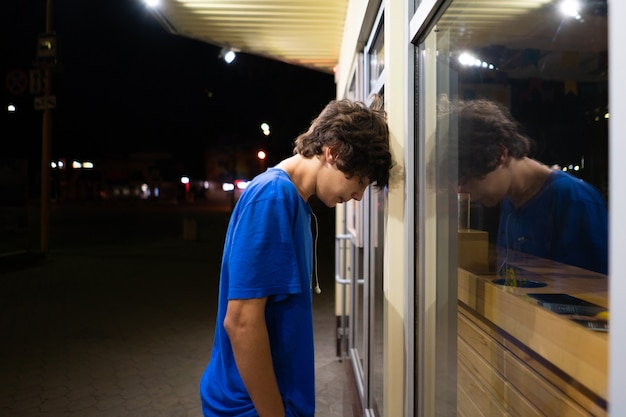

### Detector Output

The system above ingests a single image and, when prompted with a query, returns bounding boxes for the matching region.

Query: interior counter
[458,248,608,416]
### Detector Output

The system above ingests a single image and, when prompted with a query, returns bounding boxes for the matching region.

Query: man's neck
[508,157,552,207]
[275,154,320,201]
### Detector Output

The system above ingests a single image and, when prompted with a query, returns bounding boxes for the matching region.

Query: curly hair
[293,95,393,189]
[439,98,531,184]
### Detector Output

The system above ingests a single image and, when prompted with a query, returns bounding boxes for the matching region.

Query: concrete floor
[0,201,350,417]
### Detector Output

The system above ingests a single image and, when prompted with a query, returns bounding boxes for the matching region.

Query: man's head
[441,98,530,186]
[293,95,392,190]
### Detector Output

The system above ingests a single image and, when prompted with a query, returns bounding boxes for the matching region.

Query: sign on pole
[34,96,56,110]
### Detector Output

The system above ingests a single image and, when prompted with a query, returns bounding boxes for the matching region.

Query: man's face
[317,163,369,208]
[459,164,509,207]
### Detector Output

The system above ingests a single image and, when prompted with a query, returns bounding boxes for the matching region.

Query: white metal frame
[609,0,626,413]
[344,4,387,416]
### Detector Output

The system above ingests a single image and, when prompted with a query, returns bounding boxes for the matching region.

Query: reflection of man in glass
[445,98,608,274]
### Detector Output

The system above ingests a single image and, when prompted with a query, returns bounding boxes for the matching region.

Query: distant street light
[260,122,271,136]
[7,104,16,113]
[181,176,190,193]
[257,150,267,172]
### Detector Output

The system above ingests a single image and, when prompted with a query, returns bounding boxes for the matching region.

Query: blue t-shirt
[497,170,608,274]
[200,168,315,417]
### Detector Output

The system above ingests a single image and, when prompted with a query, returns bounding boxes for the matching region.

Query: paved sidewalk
[0,202,349,417]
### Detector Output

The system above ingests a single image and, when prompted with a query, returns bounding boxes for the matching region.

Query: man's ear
[499,147,509,165]
[323,146,336,164]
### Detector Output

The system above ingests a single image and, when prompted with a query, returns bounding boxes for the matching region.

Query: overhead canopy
[147,0,349,73]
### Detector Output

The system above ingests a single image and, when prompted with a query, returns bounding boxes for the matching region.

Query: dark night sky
[1,0,336,172]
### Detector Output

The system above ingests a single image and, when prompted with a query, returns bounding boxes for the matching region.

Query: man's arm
[224,297,285,417]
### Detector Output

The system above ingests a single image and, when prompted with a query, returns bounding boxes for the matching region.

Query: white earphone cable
[311,211,321,294]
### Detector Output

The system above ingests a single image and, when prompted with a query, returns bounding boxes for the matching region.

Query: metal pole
[40,0,53,253]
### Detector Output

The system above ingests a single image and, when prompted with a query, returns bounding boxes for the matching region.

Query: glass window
[347,67,358,101]
[368,23,385,94]
[434,0,608,273]
[419,0,608,415]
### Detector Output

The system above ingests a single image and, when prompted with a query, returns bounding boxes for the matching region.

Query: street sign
[5,69,28,96]
[34,96,56,110]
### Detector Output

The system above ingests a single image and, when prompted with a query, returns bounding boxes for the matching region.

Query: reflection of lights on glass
[180,176,190,184]
[457,52,497,70]
[144,0,159,7]
[257,150,266,160]
[222,182,235,192]
[560,0,581,19]
[458,52,473,65]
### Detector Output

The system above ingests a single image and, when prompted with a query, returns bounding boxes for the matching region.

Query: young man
[200,96,393,417]
[445,98,608,274]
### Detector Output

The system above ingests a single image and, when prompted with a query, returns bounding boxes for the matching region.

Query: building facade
[333,1,624,416]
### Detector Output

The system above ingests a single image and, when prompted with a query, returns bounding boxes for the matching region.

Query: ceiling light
[219,47,237,64]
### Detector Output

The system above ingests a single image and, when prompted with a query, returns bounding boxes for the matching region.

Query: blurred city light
[222,182,235,192]
[180,176,190,184]
[144,0,159,7]
[257,150,266,160]
[7,103,16,113]
[235,180,249,190]
[260,122,271,136]
[140,183,151,199]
